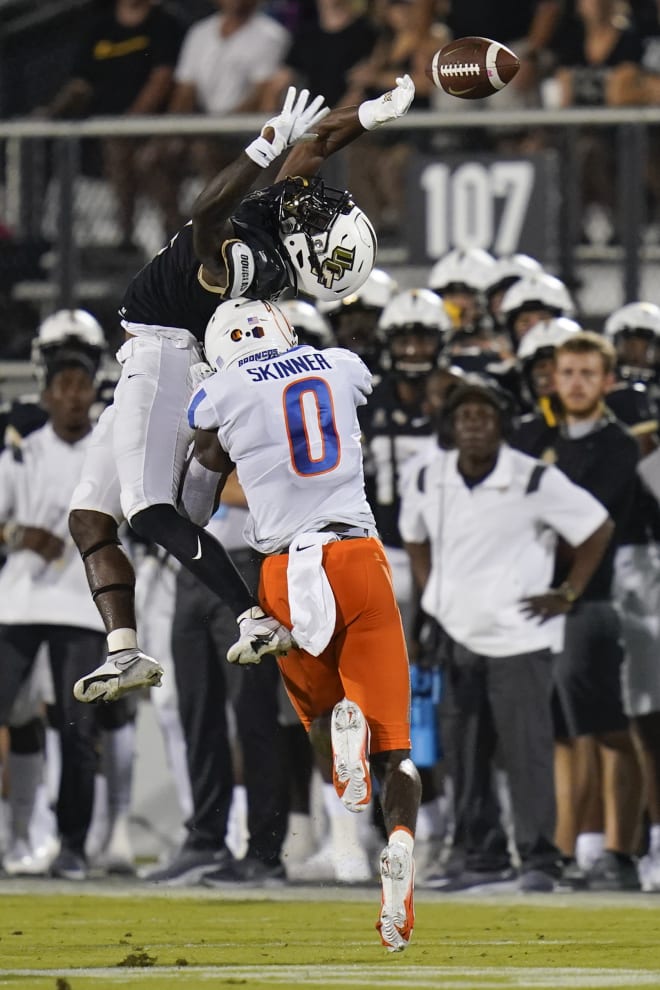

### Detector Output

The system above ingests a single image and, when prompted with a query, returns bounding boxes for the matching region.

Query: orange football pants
[259,536,411,753]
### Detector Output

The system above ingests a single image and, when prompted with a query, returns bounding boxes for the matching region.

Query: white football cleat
[227,606,293,665]
[377,841,415,952]
[2,837,53,877]
[638,850,660,892]
[331,699,372,813]
[73,649,163,703]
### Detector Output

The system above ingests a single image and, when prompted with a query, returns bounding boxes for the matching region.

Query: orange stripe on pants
[259,537,411,753]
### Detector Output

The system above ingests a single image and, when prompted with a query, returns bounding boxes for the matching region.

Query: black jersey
[360,376,432,547]
[119,184,292,341]
[512,411,639,598]
[606,381,660,544]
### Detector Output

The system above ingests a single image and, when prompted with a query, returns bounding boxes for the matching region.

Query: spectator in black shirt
[512,331,644,891]
[552,0,644,244]
[444,0,561,106]
[38,0,184,249]
[263,0,379,109]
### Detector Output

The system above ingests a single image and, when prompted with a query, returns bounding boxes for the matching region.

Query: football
[426,36,520,100]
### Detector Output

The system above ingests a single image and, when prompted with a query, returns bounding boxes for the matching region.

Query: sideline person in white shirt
[0,353,116,880]
[400,381,613,892]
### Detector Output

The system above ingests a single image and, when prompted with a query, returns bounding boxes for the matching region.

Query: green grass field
[1,884,660,990]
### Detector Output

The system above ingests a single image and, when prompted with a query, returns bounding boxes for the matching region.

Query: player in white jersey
[187,297,421,952]
[0,352,120,879]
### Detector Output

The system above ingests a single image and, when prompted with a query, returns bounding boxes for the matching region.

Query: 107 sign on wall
[407,151,560,264]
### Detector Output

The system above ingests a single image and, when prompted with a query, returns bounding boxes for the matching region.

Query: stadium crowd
[3,0,660,924]
[6,0,660,266]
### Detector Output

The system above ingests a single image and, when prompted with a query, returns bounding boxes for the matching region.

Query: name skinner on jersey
[239,350,333,382]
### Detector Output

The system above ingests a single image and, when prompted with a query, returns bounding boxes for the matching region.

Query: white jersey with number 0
[188,345,377,553]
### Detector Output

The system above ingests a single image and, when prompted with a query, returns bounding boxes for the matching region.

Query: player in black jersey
[69,77,416,703]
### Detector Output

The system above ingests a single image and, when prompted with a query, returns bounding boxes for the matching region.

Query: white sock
[389,826,414,856]
[102,723,135,821]
[281,811,315,864]
[86,774,110,860]
[44,728,61,808]
[107,628,138,653]
[649,823,660,855]
[8,751,43,842]
[226,785,248,860]
[575,831,605,870]
[151,698,193,820]
[321,784,370,878]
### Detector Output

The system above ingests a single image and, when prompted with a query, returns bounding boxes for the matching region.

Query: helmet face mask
[604,302,660,376]
[279,177,352,237]
[516,316,582,399]
[387,328,444,380]
[204,298,297,371]
[378,288,451,379]
[278,177,377,302]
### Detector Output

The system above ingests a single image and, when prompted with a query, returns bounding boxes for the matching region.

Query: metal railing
[1,105,659,311]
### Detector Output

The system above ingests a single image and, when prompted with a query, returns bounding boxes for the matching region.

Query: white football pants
[71,326,204,522]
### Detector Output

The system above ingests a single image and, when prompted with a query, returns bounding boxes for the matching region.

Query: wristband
[358,97,383,132]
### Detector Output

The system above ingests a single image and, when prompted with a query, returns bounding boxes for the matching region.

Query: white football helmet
[277,299,335,348]
[32,308,105,357]
[517,317,582,365]
[428,248,497,294]
[204,298,297,371]
[319,267,398,317]
[278,177,376,302]
[378,288,453,336]
[378,288,452,378]
[31,308,106,381]
[486,254,543,296]
[500,272,576,320]
[604,302,660,341]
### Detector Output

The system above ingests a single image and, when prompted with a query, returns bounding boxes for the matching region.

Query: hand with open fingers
[358,73,416,130]
[519,590,574,623]
[288,89,330,143]
[245,87,329,167]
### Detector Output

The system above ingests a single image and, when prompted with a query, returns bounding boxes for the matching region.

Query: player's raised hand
[288,89,330,143]
[245,87,329,168]
[358,73,416,131]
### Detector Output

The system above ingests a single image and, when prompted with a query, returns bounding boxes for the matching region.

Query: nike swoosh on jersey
[192,536,203,560]
[296,544,314,551]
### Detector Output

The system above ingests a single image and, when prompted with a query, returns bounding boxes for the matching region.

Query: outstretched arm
[276,74,416,180]
[192,77,415,273]
[192,87,329,275]
[191,155,266,274]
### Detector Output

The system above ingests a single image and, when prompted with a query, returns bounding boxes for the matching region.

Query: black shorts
[552,600,629,738]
